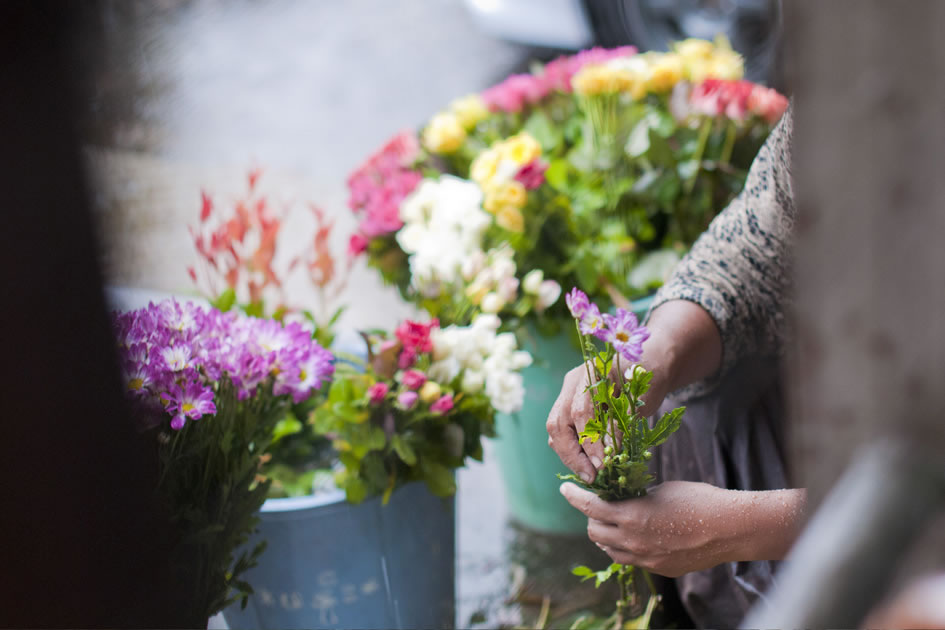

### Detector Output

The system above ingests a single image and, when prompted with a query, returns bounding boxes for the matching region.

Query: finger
[587,518,624,548]
[559,482,619,523]
[569,378,605,469]
[594,543,638,567]
[548,379,597,484]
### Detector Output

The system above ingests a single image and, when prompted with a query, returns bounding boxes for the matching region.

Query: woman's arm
[561,481,807,577]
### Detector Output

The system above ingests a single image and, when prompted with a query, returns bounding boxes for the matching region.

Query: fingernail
[590,456,602,468]
[580,471,592,483]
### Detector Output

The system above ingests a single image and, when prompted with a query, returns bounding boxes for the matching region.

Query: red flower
[515,160,548,190]
[394,319,438,368]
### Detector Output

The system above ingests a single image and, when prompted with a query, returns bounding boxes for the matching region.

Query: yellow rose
[484,180,527,215]
[572,64,613,95]
[419,381,442,403]
[422,112,466,154]
[495,205,525,233]
[646,53,684,92]
[675,38,715,61]
[450,94,490,131]
[498,132,542,166]
[470,147,501,188]
[708,49,744,80]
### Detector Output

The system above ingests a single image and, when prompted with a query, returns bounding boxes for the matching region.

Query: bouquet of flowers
[312,314,532,503]
[557,288,685,629]
[189,170,351,498]
[348,38,788,332]
[113,299,334,619]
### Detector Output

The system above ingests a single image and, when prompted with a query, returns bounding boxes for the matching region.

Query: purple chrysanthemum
[603,308,650,363]
[114,299,335,431]
[565,287,590,320]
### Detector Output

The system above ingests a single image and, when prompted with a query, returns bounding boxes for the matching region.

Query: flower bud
[603,445,614,456]
[602,455,612,467]
[419,381,442,403]
[643,450,652,461]
[522,269,544,295]
[480,292,506,314]
[617,453,628,464]
[617,475,627,486]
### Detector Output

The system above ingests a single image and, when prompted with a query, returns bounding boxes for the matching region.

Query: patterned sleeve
[648,106,795,394]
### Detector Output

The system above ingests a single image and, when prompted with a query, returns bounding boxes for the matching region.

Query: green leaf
[647,406,685,447]
[571,565,595,579]
[524,110,563,152]
[270,415,303,444]
[545,159,571,192]
[344,477,367,504]
[211,288,236,312]
[244,300,264,318]
[419,458,456,497]
[391,434,417,466]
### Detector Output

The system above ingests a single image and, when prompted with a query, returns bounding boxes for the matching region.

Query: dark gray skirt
[654,357,788,629]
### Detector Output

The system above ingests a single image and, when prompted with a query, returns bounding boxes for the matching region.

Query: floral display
[558,288,686,630]
[312,314,530,503]
[348,37,788,334]
[113,299,334,617]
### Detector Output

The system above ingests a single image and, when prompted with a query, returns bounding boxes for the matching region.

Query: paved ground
[83,2,613,626]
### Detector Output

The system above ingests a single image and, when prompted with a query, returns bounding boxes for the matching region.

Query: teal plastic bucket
[492,296,654,534]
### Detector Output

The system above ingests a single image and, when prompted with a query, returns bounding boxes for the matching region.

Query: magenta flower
[397,390,418,410]
[580,303,611,342]
[401,369,427,390]
[565,287,590,319]
[514,160,548,190]
[603,308,650,363]
[368,382,390,404]
[161,381,216,430]
[348,233,369,257]
[430,394,455,415]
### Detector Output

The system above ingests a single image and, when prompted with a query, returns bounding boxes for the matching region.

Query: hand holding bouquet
[557,288,685,629]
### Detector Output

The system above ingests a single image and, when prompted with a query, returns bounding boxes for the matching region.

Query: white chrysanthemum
[486,371,526,414]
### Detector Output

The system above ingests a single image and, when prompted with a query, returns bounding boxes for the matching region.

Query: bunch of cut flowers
[312,314,532,504]
[348,38,788,334]
[189,169,351,498]
[557,288,685,630]
[113,299,334,619]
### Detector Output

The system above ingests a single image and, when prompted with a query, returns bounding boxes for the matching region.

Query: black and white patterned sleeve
[648,106,795,394]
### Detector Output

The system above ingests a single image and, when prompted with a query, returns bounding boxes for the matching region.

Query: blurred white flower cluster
[396,175,491,297]
[429,314,533,414]
[463,245,562,316]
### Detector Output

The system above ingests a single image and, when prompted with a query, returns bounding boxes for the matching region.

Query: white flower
[472,313,501,331]
[511,350,533,370]
[428,357,461,384]
[522,269,544,295]
[461,369,485,393]
[481,293,505,314]
[498,276,519,303]
[485,371,526,414]
[536,280,562,311]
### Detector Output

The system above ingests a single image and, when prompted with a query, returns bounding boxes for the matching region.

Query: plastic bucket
[222,482,454,629]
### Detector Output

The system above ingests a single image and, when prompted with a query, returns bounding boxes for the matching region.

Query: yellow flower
[419,381,442,403]
[645,53,684,92]
[495,205,525,233]
[572,64,633,96]
[450,94,490,131]
[708,49,744,80]
[498,132,542,166]
[675,38,715,62]
[422,112,466,154]
[470,147,501,188]
[484,180,527,215]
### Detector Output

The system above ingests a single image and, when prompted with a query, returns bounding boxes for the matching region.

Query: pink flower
[481,74,548,113]
[397,390,418,410]
[430,394,454,415]
[747,85,789,125]
[401,369,427,390]
[515,160,548,190]
[565,287,590,319]
[690,79,754,122]
[348,233,369,257]
[395,319,438,368]
[367,382,389,404]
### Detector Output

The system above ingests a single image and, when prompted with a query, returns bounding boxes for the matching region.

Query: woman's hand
[560,481,807,578]
[546,362,670,483]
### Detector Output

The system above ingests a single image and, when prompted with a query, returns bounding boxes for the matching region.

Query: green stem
[720,119,737,166]
[684,118,712,195]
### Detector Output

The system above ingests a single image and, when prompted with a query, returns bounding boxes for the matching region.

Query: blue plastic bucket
[223,482,454,629]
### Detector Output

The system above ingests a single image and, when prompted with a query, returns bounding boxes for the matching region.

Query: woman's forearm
[644,299,723,393]
[724,487,807,562]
